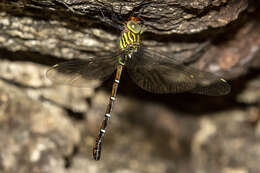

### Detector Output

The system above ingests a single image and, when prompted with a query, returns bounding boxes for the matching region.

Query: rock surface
[0,0,260,173]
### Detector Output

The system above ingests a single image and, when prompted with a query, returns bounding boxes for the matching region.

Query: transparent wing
[126,46,230,96]
[46,53,120,87]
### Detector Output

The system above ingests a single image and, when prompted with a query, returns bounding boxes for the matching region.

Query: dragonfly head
[127,17,146,34]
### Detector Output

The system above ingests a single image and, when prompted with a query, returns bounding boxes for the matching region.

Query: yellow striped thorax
[119,19,146,50]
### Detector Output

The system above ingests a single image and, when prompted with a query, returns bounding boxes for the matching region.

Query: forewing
[46,53,119,87]
[126,46,230,96]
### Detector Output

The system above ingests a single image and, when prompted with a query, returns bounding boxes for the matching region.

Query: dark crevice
[0,48,103,67]
[0,48,64,66]
[65,108,85,121]
[0,77,49,90]
[40,96,86,121]
[64,145,79,168]
[85,97,93,107]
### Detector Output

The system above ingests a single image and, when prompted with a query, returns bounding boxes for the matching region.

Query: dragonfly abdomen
[93,64,124,160]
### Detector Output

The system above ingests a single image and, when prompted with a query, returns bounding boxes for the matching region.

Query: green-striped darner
[46,4,230,160]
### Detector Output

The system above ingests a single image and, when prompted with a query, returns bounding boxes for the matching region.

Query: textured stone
[0,0,259,173]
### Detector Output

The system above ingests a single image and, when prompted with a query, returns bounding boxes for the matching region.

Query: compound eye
[127,21,141,34]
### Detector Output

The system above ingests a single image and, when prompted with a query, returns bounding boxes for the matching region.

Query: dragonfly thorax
[119,20,145,50]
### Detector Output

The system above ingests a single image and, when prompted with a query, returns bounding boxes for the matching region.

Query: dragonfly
[46,3,230,161]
